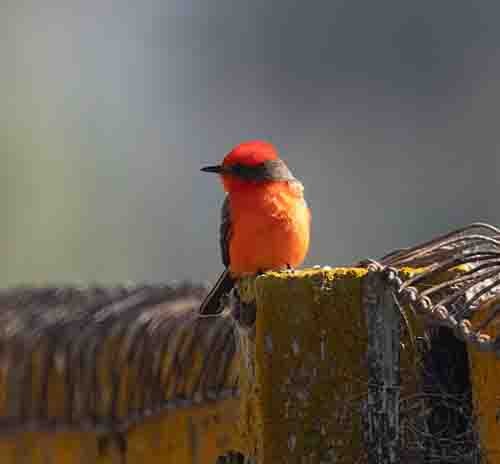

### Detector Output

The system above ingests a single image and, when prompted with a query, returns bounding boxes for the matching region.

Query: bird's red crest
[222,140,278,167]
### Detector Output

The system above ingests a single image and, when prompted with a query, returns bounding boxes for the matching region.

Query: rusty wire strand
[376,222,500,266]
[418,265,500,299]
[364,223,500,354]
[383,235,500,268]
[398,251,500,290]
[456,275,500,318]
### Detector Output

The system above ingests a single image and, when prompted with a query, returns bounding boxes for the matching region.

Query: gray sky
[2,0,500,286]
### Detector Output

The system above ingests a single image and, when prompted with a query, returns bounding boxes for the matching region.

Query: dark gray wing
[198,196,234,314]
[220,195,232,267]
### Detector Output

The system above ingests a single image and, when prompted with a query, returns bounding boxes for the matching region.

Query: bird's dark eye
[229,163,248,177]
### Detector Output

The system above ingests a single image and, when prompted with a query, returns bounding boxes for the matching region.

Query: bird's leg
[231,283,256,328]
[285,263,296,274]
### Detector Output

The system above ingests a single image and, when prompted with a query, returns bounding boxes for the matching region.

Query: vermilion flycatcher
[199,140,311,314]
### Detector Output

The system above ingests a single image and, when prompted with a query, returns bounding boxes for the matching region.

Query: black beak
[201,165,224,174]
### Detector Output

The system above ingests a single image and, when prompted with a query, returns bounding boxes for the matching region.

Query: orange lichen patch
[469,299,500,463]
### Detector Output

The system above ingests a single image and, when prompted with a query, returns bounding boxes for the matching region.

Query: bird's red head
[202,140,292,193]
[222,140,279,168]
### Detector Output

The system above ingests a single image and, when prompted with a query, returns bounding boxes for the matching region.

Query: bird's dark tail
[199,269,235,315]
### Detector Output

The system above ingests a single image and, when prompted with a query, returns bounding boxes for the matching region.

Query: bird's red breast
[227,179,310,276]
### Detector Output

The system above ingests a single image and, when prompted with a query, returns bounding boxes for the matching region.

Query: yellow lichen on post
[468,300,500,463]
[238,268,370,462]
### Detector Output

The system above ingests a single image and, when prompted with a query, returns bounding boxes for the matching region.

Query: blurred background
[2,0,500,286]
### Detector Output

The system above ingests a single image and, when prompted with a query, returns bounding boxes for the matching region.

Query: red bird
[199,140,311,314]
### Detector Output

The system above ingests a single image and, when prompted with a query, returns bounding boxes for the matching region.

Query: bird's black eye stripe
[228,160,296,182]
[230,163,246,176]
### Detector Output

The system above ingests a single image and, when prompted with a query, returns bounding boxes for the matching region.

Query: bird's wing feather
[220,195,232,267]
[198,196,234,315]
[198,268,234,314]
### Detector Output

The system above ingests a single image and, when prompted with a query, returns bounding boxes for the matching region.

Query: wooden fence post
[362,270,401,463]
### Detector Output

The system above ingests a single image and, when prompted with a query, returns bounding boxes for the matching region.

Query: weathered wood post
[362,269,400,463]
